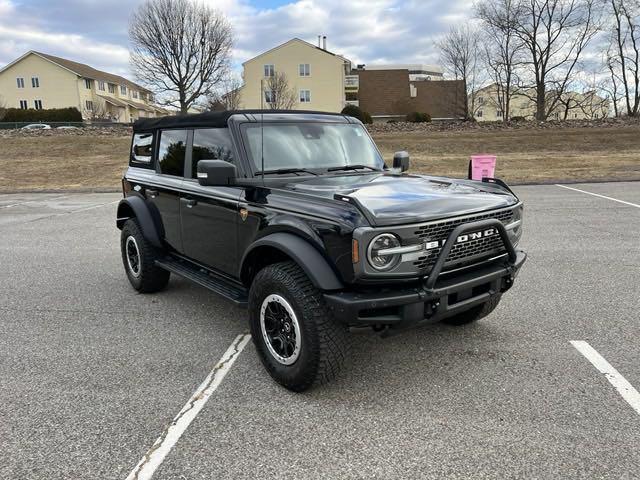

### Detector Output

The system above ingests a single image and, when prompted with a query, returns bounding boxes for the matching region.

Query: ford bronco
[117,110,526,392]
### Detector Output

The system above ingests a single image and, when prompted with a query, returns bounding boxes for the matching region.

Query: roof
[0,51,151,94]
[97,94,129,108]
[242,38,351,66]
[133,109,346,132]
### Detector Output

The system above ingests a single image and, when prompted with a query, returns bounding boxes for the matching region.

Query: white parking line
[125,333,252,480]
[556,184,640,208]
[571,341,640,416]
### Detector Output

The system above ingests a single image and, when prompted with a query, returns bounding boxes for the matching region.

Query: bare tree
[436,25,483,118]
[206,73,243,111]
[512,0,601,120]
[607,0,640,116]
[262,72,297,110]
[476,0,526,121]
[129,0,233,114]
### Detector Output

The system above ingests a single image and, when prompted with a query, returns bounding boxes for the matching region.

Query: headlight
[367,233,402,271]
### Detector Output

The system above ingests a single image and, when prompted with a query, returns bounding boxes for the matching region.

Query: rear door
[180,127,241,276]
[149,129,188,252]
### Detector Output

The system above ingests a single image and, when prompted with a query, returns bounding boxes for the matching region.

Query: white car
[21,123,51,130]
[56,126,80,130]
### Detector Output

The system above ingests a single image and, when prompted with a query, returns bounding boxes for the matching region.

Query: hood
[286,173,518,226]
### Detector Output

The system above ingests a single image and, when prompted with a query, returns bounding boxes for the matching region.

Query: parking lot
[1,182,639,479]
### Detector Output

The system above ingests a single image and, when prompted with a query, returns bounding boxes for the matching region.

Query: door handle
[181,198,197,208]
[147,189,159,198]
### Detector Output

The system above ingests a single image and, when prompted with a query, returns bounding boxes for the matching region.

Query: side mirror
[197,160,236,186]
[393,151,410,172]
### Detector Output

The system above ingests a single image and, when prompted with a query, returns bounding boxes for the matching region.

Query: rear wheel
[248,261,351,392]
[441,294,502,326]
[120,219,170,293]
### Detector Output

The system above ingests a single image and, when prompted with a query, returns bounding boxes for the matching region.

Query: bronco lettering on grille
[425,228,497,250]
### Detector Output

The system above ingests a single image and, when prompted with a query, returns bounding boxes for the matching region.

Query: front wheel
[120,219,170,293]
[248,261,350,392]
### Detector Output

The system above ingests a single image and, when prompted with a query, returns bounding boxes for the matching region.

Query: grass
[1,125,639,192]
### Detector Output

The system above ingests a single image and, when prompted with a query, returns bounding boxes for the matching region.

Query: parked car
[116,111,527,391]
[21,123,51,130]
[56,125,80,130]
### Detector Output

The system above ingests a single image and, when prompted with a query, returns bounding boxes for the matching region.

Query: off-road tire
[120,219,170,293]
[442,294,502,326]
[248,261,351,392]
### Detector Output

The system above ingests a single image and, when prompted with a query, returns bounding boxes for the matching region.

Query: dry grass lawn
[1,125,639,192]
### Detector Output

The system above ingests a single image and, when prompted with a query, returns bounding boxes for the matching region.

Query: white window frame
[17,77,25,88]
[98,81,105,91]
[264,90,276,104]
[84,78,92,89]
[477,110,483,118]
[299,89,311,103]
[31,77,40,88]
[19,100,28,109]
[132,90,138,99]
[299,63,310,77]
[120,85,127,95]
[264,64,275,78]
[108,83,116,94]
[85,100,94,111]
[34,100,43,110]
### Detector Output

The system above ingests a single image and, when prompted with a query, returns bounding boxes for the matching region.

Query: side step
[156,256,248,307]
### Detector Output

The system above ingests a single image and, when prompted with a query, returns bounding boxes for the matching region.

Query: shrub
[3,107,83,123]
[406,112,431,123]
[510,116,526,122]
[341,104,373,124]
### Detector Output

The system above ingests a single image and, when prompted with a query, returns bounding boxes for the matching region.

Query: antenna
[260,78,265,187]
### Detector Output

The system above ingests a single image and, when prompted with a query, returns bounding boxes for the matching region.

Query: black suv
[117,110,526,391]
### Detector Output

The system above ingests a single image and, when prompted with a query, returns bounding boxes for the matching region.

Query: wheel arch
[240,232,344,291]
[116,195,164,249]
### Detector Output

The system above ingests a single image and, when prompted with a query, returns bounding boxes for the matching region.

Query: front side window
[191,128,234,178]
[299,90,311,103]
[158,130,187,176]
[34,100,43,110]
[84,78,92,89]
[131,133,154,164]
[17,77,24,88]
[32,77,39,88]
[299,63,310,76]
[264,64,275,77]
[242,123,384,172]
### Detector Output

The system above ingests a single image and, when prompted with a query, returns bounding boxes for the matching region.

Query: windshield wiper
[327,164,380,172]
[255,168,319,176]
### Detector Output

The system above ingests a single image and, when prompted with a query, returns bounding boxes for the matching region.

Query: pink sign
[469,154,497,181]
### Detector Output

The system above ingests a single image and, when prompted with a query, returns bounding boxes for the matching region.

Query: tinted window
[191,128,234,178]
[131,133,154,164]
[158,130,187,176]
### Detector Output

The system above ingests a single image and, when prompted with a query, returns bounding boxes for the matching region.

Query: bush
[406,112,431,123]
[341,104,373,124]
[3,107,83,123]
[510,116,526,122]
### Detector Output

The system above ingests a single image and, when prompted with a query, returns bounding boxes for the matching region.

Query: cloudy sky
[0,0,470,78]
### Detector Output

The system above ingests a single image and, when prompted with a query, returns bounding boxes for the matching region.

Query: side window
[158,130,188,176]
[191,128,234,178]
[131,132,154,165]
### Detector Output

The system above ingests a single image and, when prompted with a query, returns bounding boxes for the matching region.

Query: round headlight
[367,233,401,271]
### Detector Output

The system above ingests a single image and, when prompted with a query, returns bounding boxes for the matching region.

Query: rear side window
[158,130,188,177]
[131,133,154,165]
[191,128,234,178]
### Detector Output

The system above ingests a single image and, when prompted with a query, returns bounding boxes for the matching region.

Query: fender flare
[116,195,163,249]
[241,232,344,291]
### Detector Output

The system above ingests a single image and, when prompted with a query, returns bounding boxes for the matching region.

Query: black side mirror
[393,151,410,172]
[197,160,236,186]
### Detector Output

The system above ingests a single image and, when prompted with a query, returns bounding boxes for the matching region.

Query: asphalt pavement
[1,182,639,479]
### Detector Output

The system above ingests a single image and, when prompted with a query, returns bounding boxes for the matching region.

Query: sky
[0,0,472,79]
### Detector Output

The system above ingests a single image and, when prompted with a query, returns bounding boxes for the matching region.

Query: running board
[155,256,248,307]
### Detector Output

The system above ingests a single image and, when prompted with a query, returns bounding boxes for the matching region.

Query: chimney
[323,36,327,50]
[318,35,322,48]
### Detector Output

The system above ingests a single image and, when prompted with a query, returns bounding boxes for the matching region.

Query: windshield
[242,123,385,173]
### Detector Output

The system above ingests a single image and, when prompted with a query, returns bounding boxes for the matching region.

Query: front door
[180,127,241,276]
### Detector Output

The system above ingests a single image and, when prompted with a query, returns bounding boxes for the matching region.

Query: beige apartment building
[471,83,609,122]
[0,51,167,122]
[238,38,353,112]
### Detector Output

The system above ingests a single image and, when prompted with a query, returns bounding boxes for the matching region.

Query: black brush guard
[324,219,526,334]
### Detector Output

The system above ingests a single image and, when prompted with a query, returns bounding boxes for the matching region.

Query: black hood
[286,173,518,226]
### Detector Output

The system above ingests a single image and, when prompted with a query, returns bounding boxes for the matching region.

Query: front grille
[412,209,514,271]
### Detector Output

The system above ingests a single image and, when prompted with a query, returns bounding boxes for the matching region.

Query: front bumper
[324,219,527,334]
